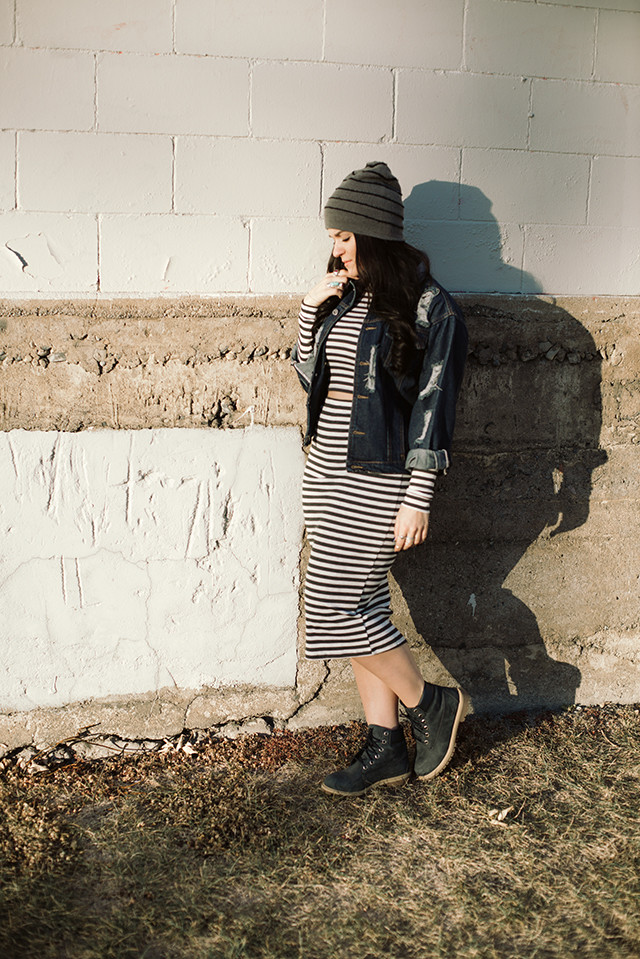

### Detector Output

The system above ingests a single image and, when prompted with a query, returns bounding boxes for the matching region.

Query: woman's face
[328,229,358,278]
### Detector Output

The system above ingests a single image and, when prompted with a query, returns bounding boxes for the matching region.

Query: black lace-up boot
[403,684,469,780]
[321,724,410,797]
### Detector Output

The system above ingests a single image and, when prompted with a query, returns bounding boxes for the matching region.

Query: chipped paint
[0,428,305,713]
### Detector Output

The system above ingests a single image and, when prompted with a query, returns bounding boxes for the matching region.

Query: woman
[292,162,469,796]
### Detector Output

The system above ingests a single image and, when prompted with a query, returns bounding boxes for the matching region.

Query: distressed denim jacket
[292,277,468,474]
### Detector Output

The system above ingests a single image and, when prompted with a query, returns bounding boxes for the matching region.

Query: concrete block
[405,220,526,293]
[325,0,463,69]
[0,212,97,292]
[176,138,321,217]
[589,157,640,229]
[0,47,94,131]
[98,53,249,136]
[523,226,640,295]
[17,0,173,53]
[461,149,590,225]
[252,62,392,142]
[99,214,249,293]
[546,0,640,10]
[397,71,529,149]
[250,217,328,294]
[0,1,13,43]
[323,143,460,221]
[175,0,323,59]
[0,427,304,711]
[19,132,173,214]
[0,132,15,210]
[596,10,640,86]
[466,0,595,79]
[530,79,640,156]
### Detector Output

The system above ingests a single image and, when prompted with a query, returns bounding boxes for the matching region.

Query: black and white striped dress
[299,295,437,660]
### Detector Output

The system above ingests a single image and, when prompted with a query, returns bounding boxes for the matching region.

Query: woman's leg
[351,657,400,728]
[352,644,427,718]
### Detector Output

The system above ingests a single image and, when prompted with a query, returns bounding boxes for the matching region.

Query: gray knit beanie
[324,161,404,241]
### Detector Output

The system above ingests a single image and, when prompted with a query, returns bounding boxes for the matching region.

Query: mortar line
[391,69,397,141]
[13,131,18,210]
[12,0,16,43]
[461,0,470,72]
[526,78,533,151]
[93,53,98,132]
[172,0,176,53]
[321,0,327,61]
[171,136,176,213]
[246,217,253,292]
[319,142,325,216]
[591,8,598,81]
[456,147,463,220]
[248,59,253,136]
[96,214,101,292]
[585,155,593,227]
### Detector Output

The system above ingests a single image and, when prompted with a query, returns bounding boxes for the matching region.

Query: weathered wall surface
[0,294,638,749]
[1,0,639,297]
[1,2,638,748]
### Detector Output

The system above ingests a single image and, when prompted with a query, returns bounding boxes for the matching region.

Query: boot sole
[416,688,470,781]
[320,771,411,797]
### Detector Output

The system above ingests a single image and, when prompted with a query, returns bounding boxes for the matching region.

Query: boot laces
[355,729,388,770]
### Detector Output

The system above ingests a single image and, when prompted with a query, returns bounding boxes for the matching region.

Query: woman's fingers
[393,507,429,551]
[302,271,349,308]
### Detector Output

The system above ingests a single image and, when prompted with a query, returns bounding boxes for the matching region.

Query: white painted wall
[0,0,638,296]
[0,428,305,711]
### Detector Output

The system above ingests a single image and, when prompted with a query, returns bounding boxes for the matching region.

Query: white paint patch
[0,427,305,712]
[6,232,63,282]
[468,593,477,617]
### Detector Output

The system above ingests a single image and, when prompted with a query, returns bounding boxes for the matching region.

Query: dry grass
[1,705,639,959]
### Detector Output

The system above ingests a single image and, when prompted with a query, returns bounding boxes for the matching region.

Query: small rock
[16,746,38,768]
[49,352,66,363]
[567,352,581,364]
[538,341,553,353]
[72,740,120,761]
[545,346,560,361]
[519,347,537,362]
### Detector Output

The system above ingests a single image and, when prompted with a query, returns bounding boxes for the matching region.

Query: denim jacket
[292,277,468,474]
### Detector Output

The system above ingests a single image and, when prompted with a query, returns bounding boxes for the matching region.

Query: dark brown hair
[313,235,432,376]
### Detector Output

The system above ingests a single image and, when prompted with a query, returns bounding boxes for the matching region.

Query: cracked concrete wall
[0,294,638,750]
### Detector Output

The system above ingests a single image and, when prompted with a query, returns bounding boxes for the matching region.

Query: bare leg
[351,644,426,726]
[351,658,400,727]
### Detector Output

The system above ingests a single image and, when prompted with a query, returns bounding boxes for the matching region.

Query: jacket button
[332,309,338,315]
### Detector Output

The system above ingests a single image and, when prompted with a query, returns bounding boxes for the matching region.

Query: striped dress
[298,294,437,660]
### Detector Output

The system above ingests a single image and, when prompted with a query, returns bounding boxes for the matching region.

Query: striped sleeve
[296,302,318,362]
[402,469,437,513]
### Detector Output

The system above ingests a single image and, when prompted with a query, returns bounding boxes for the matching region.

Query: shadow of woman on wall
[391,181,607,714]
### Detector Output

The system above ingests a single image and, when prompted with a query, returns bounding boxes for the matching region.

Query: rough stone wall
[0,294,638,750]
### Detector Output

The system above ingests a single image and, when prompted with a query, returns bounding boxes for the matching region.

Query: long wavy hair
[312,235,432,376]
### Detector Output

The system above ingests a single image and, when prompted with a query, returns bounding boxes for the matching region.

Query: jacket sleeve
[405,303,468,473]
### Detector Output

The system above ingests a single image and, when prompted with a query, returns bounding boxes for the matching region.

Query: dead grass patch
[0,706,638,959]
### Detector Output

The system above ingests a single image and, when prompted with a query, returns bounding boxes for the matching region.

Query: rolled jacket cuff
[405,447,450,473]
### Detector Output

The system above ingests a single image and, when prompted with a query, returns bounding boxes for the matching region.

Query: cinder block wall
[1,0,639,296]
[0,1,639,749]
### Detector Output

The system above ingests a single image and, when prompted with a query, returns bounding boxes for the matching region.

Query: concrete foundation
[0,294,638,751]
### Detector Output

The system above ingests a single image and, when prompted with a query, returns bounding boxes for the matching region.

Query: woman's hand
[302,270,349,308]
[394,505,429,551]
